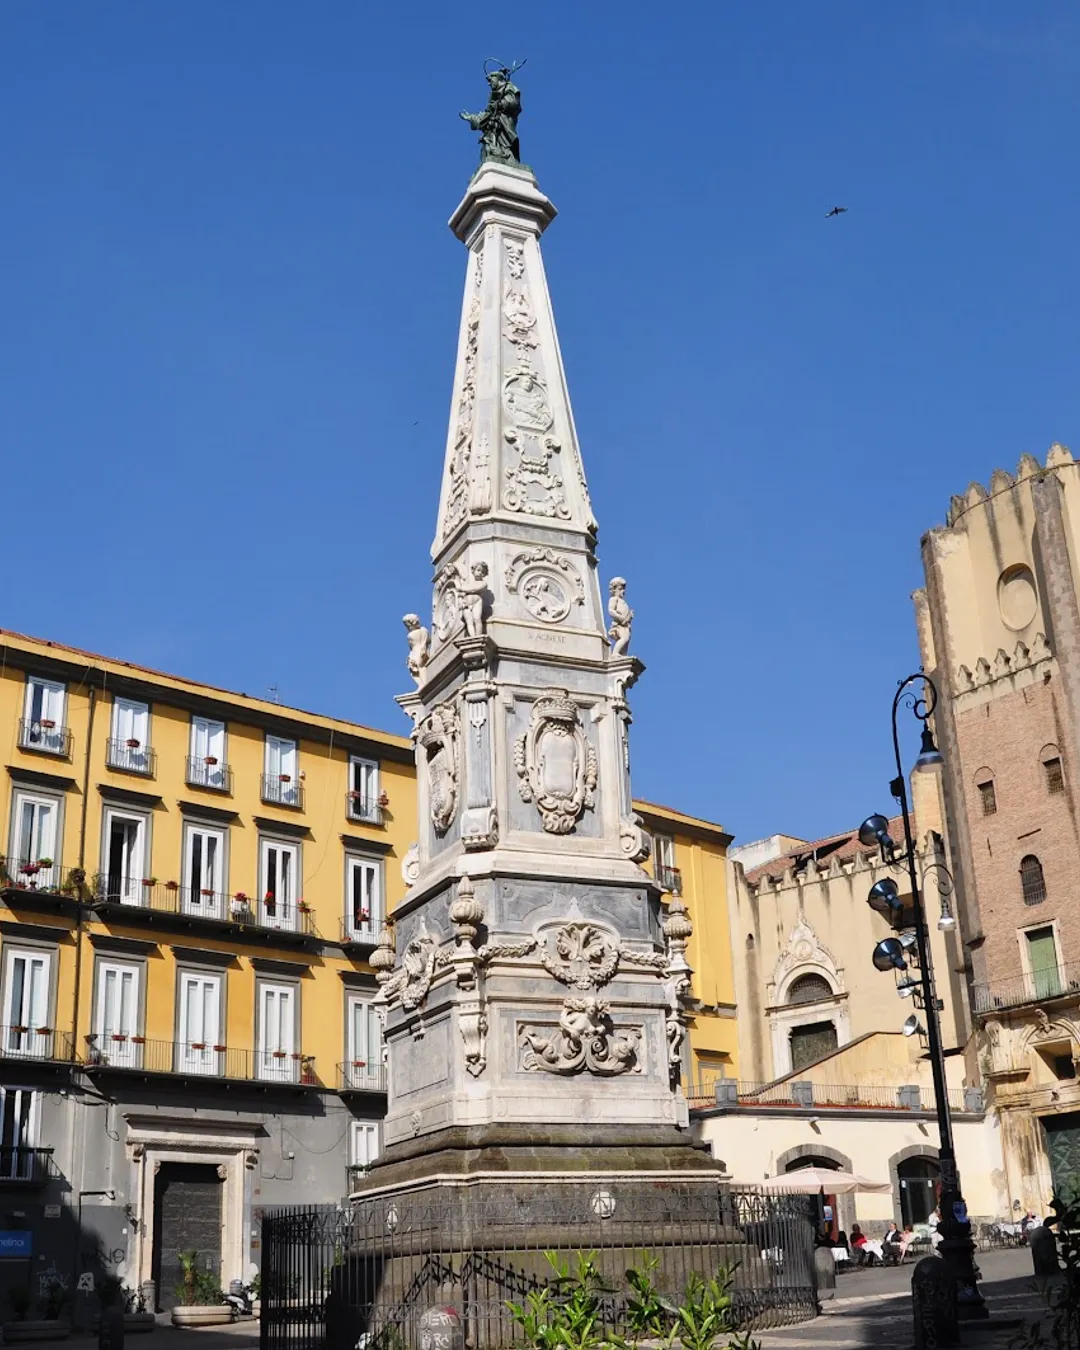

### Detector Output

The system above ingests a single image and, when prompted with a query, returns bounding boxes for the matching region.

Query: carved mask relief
[515,691,597,834]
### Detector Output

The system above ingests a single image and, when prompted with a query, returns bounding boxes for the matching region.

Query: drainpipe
[70,685,97,1063]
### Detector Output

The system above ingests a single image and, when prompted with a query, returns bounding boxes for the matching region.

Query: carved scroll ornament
[515,691,597,834]
[382,934,451,1011]
[520,997,639,1076]
[540,922,619,990]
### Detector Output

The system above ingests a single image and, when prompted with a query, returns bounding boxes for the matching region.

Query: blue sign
[0,1232,32,1258]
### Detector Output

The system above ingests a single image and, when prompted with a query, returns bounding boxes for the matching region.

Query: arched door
[898,1156,940,1227]
[786,1156,841,1242]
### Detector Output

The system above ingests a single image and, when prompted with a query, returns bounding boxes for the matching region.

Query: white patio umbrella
[750,1166,891,1195]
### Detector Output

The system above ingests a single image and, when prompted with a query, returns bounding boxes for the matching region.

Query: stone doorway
[151,1162,224,1311]
[897,1156,939,1227]
[1042,1111,1080,1203]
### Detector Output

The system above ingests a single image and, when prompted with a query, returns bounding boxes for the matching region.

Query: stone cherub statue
[460,62,524,165]
[403,613,430,684]
[458,561,490,639]
[607,577,633,657]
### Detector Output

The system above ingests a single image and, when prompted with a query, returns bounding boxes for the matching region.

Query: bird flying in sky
[825,206,848,218]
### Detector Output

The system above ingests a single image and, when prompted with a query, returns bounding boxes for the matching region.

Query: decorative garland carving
[478,937,538,962]
[515,691,598,834]
[418,701,461,835]
[539,923,619,990]
[504,237,525,279]
[520,998,639,1076]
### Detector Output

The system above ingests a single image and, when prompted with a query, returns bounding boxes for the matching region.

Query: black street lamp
[860,672,987,1320]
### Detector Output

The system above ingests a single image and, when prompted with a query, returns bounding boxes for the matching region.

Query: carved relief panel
[514,691,597,834]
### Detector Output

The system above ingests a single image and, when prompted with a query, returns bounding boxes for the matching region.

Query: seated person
[899,1224,917,1259]
[882,1222,902,1263]
[849,1224,871,1266]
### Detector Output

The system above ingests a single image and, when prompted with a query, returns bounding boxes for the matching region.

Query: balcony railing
[83,1035,318,1084]
[345,794,384,826]
[261,775,304,810]
[0,1025,74,1062]
[656,864,683,896]
[0,1147,55,1184]
[106,738,157,776]
[18,718,72,758]
[973,963,1080,1013]
[0,859,85,898]
[91,879,317,937]
[340,916,380,948]
[337,1061,387,1093]
[685,1077,979,1115]
[185,756,234,794]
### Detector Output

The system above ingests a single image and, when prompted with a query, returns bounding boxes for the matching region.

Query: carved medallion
[503,363,553,435]
[520,998,639,1076]
[432,565,462,642]
[515,691,597,833]
[505,547,584,624]
[418,702,460,834]
[539,922,619,989]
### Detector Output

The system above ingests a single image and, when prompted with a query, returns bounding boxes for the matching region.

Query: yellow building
[0,628,413,1310]
[636,800,739,1084]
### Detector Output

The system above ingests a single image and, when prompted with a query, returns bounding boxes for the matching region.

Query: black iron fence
[260,1182,816,1350]
[18,717,72,757]
[105,737,157,776]
[82,1035,319,1084]
[186,755,235,793]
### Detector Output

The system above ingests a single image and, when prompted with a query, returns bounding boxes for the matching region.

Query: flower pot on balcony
[213,1044,227,1053]
[126,739,141,749]
[111,1035,127,1043]
[131,1036,145,1044]
[201,889,214,897]
[191,1043,206,1051]
[378,792,390,808]
[39,720,56,730]
[204,756,218,766]
[165,881,179,891]
[170,1307,233,1329]
[3,1320,71,1342]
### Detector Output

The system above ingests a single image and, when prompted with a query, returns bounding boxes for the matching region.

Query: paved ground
[756,1248,1041,1350]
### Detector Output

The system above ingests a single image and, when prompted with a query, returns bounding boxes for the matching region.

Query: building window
[347,757,381,823]
[347,995,382,1087]
[1045,758,1065,795]
[1054,1054,1077,1081]
[977,780,997,816]
[11,791,60,888]
[787,973,833,1006]
[257,982,296,1083]
[103,810,147,905]
[0,1088,39,1180]
[654,834,682,895]
[260,839,299,930]
[262,736,301,807]
[1025,925,1061,1000]
[92,961,141,1068]
[177,970,222,1075]
[345,858,382,940]
[789,1020,838,1072]
[188,717,229,791]
[898,1156,940,1227]
[1021,855,1047,906]
[350,1121,380,1171]
[183,824,225,916]
[108,697,153,775]
[20,677,68,755]
[1,948,51,1056]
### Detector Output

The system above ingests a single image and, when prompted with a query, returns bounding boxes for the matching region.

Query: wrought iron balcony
[89,880,317,939]
[261,775,305,810]
[973,963,1080,1013]
[106,737,157,777]
[340,916,380,949]
[17,718,72,758]
[656,864,683,896]
[0,1025,74,1063]
[0,1147,55,1185]
[345,794,384,826]
[185,756,234,793]
[83,1035,319,1085]
[337,1061,387,1093]
[0,859,87,898]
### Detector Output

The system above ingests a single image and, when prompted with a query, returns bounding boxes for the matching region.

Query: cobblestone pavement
[755,1248,1042,1350]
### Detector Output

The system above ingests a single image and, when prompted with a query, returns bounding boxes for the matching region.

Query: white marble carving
[403,613,430,684]
[401,843,420,889]
[442,297,481,540]
[607,577,633,657]
[505,546,584,624]
[459,561,490,638]
[515,691,598,833]
[382,933,451,1011]
[539,922,619,990]
[503,365,554,435]
[460,1008,488,1078]
[433,564,462,642]
[503,286,539,350]
[504,236,525,279]
[468,434,492,515]
[520,998,640,1076]
[419,701,461,834]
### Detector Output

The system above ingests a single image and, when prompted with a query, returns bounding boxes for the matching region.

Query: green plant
[623,1256,677,1345]
[7,1283,31,1321]
[175,1250,222,1307]
[670,1268,758,1350]
[508,1251,609,1350]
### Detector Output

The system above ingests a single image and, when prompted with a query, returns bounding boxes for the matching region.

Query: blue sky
[3,2,1078,845]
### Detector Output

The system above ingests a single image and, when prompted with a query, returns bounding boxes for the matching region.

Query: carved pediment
[772,918,844,999]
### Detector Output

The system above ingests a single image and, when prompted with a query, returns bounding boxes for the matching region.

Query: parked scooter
[223,1280,254,1318]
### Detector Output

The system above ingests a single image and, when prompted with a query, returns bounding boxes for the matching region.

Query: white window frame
[11,791,60,890]
[182,822,226,916]
[103,808,148,906]
[346,994,383,1089]
[260,838,299,930]
[22,677,66,755]
[345,856,382,940]
[0,1088,39,1180]
[264,736,299,806]
[349,1121,380,1171]
[177,970,223,1076]
[110,697,152,773]
[93,960,141,1068]
[1,947,52,1057]
[348,757,380,822]
[189,717,228,790]
[257,982,297,1083]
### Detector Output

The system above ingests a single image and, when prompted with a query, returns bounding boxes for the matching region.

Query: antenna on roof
[267,684,281,705]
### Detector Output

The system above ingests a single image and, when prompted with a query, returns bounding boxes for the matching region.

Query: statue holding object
[460,61,524,165]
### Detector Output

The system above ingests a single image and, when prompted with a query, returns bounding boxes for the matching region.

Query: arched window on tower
[787,973,833,1005]
[1021,855,1047,907]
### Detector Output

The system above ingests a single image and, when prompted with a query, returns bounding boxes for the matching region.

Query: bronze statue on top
[460,60,524,165]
